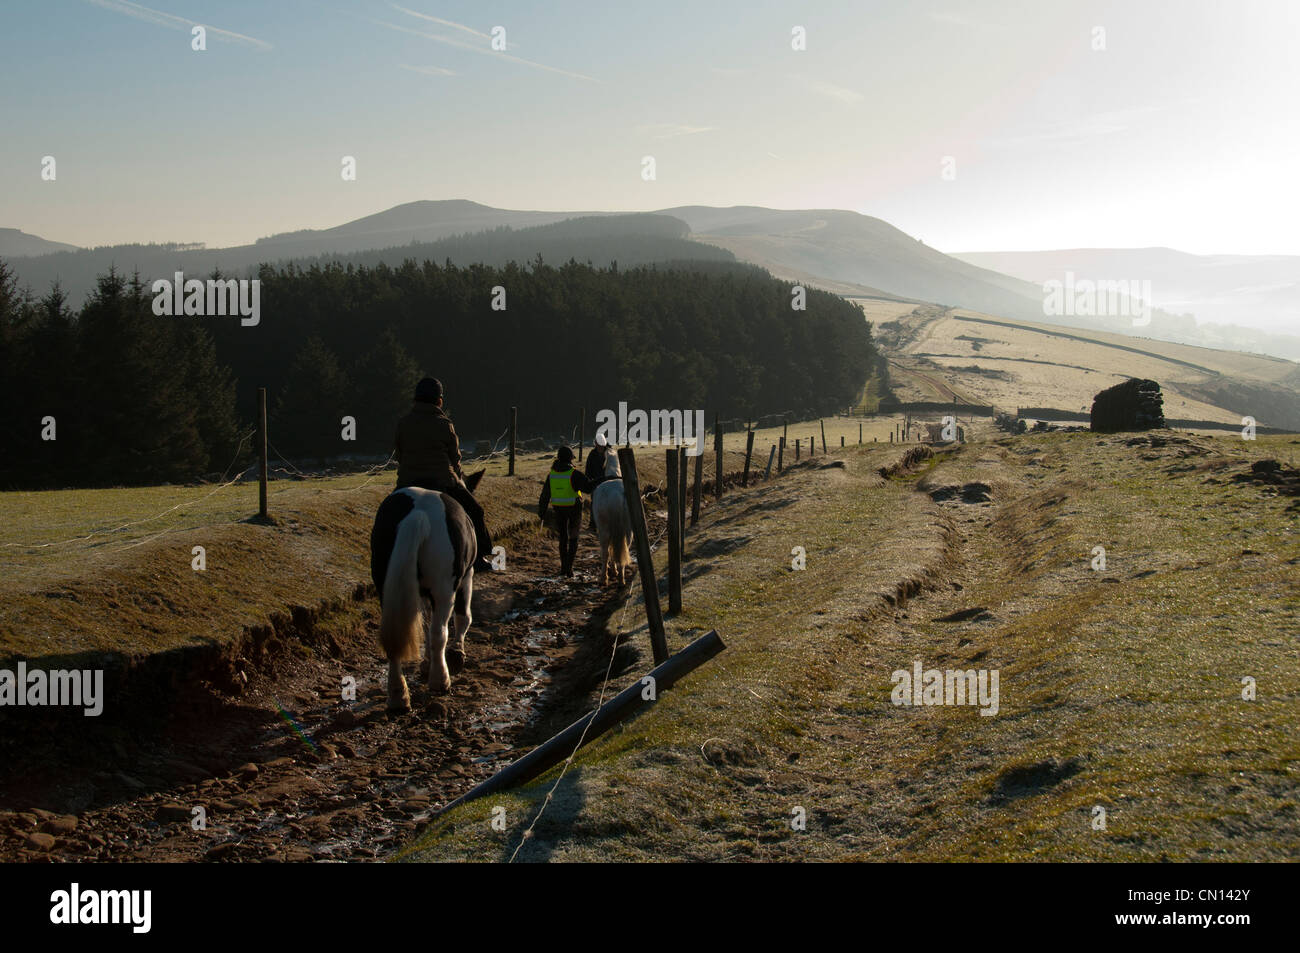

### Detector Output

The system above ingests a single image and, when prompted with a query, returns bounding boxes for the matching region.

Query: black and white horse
[369,470,484,712]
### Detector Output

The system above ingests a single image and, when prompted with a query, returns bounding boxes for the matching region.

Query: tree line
[0,254,882,489]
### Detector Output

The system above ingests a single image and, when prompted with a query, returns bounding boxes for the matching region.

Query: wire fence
[0,427,258,555]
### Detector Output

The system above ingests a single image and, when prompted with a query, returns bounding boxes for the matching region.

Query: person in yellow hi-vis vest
[537,445,595,577]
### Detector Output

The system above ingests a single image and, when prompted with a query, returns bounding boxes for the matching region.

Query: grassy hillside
[0,455,546,665]
[403,429,1299,861]
[881,307,1300,428]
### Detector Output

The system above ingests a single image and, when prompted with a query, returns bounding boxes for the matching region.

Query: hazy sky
[4,0,1298,254]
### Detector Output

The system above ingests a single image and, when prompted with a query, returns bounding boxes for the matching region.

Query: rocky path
[0,516,648,863]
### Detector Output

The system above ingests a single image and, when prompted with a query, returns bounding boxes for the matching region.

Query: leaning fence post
[618,447,669,665]
[742,427,755,487]
[666,448,682,614]
[820,419,827,455]
[508,406,517,476]
[764,444,776,480]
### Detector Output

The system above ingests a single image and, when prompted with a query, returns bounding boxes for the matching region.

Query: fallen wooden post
[438,630,726,814]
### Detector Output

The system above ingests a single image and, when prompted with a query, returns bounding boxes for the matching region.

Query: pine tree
[271,336,352,460]
[351,327,422,455]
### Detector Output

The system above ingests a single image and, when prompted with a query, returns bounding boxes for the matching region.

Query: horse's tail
[613,505,631,566]
[379,509,429,663]
[606,483,632,565]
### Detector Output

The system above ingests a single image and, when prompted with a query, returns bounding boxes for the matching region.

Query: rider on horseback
[394,377,494,572]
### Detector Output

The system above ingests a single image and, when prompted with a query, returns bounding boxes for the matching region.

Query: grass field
[403,430,1299,861]
[889,308,1300,427]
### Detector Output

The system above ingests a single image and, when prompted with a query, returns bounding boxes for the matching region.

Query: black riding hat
[414,377,443,403]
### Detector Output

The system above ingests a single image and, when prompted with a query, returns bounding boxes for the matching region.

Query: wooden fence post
[820,419,827,455]
[713,414,723,500]
[258,387,268,519]
[508,406,517,476]
[666,448,682,614]
[859,422,863,444]
[764,444,776,480]
[778,436,784,472]
[618,447,669,665]
[795,437,800,462]
[742,428,755,487]
[691,450,702,527]
[678,442,687,539]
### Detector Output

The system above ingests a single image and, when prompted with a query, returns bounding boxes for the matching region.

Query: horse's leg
[417,593,431,682]
[428,588,454,694]
[448,572,473,675]
[387,657,410,713]
[597,529,610,586]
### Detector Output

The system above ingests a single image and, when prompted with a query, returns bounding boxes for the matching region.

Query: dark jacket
[395,403,463,489]
[585,445,609,485]
[538,463,595,519]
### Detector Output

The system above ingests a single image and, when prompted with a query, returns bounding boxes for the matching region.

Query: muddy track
[0,512,667,863]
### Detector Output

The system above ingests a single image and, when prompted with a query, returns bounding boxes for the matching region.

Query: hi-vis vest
[548,468,580,506]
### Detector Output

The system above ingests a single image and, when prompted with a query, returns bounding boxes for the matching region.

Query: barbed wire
[0,427,257,552]
[508,521,645,863]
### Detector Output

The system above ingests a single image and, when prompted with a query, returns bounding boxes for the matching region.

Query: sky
[3,0,1299,255]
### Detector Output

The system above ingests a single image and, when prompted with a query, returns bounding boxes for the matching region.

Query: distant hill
[251,199,606,255]
[954,247,1300,337]
[0,206,726,309]
[0,227,79,258]
[5,201,1295,361]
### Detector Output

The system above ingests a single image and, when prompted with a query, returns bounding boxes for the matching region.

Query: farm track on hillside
[0,511,667,863]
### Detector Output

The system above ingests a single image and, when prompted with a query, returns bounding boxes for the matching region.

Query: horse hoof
[387,700,411,715]
[447,649,465,675]
[430,678,452,696]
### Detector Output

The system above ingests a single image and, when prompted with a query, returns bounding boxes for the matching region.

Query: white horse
[592,453,634,586]
[369,470,483,712]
